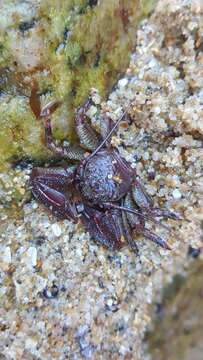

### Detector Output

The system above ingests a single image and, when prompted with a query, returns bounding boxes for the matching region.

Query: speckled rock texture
[147,259,203,360]
[0,0,155,171]
[0,0,202,359]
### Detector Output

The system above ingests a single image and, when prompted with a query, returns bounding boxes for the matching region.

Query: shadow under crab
[30,89,179,254]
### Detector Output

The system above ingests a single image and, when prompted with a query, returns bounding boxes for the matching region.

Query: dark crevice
[93,52,101,67]
[19,18,36,33]
[88,0,98,7]
[176,61,185,79]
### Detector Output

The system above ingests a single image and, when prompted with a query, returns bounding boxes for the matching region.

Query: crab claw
[30,167,77,222]
[81,206,125,250]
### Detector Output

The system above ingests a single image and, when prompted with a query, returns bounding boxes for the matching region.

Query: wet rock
[146,260,203,360]
[0,0,155,171]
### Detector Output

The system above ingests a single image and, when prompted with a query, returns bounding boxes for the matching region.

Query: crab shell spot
[76,150,133,204]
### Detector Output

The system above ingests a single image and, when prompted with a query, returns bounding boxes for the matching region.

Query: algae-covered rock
[0,0,156,171]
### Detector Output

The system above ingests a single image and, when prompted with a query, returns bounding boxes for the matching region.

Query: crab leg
[121,210,139,254]
[131,179,154,209]
[132,179,180,220]
[81,206,125,250]
[124,193,145,230]
[89,106,130,159]
[40,104,85,160]
[123,194,171,250]
[29,83,85,161]
[29,80,41,118]
[100,115,114,145]
[31,167,77,221]
[103,202,171,232]
[141,228,171,250]
[75,99,101,150]
[148,208,181,220]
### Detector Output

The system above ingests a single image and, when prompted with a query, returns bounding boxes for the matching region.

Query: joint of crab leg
[40,101,61,118]
[103,203,171,232]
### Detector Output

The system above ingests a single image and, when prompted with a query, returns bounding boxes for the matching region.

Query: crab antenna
[88,105,130,159]
[105,203,171,232]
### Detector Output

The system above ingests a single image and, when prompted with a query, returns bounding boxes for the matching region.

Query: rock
[0,0,156,171]
[147,260,203,360]
[24,247,38,268]
[172,189,182,200]
[51,223,62,237]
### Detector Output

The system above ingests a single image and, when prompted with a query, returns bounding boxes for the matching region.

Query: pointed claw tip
[164,243,172,250]
[174,214,183,221]
[169,212,183,221]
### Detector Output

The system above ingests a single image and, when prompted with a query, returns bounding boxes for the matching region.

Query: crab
[30,88,179,254]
